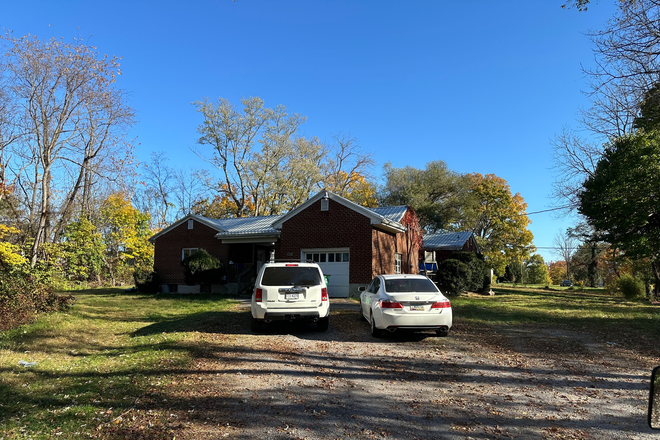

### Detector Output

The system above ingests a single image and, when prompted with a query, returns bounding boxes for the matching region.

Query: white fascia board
[272,189,403,231]
[372,218,407,233]
[148,214,225,243]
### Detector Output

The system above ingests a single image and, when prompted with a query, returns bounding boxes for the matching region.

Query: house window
[182,248,198,260]
[187,219,194,229]
[304,250,349,263]
[394,253,402,274]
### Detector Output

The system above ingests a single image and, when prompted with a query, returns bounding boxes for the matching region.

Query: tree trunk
[30,166,52,267]
[651,260,660,296]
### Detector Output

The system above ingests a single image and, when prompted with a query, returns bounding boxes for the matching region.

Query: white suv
[251,262,330,332]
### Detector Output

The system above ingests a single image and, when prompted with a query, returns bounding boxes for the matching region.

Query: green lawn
[1,287,659,438]
[452,286,660,346]
[0,289,242,439]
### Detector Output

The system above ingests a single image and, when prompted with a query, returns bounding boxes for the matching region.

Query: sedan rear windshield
[261,267,323,286]
[384,278,438,293]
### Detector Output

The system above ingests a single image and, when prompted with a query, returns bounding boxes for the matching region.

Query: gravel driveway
[163,301,658,440]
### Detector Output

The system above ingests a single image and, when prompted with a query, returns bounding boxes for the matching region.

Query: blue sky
[0,0,619,262]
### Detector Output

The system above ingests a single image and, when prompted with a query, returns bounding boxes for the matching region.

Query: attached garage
[302,248,350,298]
[151,190,423,296]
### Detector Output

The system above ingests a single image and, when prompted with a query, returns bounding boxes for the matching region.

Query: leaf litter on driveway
[117,309,659,440]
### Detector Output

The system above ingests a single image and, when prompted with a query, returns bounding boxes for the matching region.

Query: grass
[0,288,242,439]
[451,286,660,351]
[2,286,660,438]
[494,282,604,291]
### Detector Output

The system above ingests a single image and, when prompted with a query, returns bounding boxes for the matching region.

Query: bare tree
[193,97,376,218]
[554,229,579,279]
[551,128,602,208]
[322,133,375,196]
[585,0,660,93]
[193,97,287,217]
[139,151,175,230]
[173,168,210,218]
[0,33,135,265]
[553,1,660,208]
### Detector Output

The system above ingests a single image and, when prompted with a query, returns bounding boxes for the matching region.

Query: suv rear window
[384,278,438,293]
[261,267,323,286]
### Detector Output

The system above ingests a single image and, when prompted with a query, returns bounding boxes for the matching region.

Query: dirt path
[156,307,657,440]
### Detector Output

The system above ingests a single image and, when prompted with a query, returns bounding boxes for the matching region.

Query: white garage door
[302,249,350,298]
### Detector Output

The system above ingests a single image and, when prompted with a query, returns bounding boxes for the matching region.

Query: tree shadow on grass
[131,310,250,337]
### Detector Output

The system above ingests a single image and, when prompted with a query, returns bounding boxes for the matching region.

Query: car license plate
[410,305,424,311]
[285,293,299,300]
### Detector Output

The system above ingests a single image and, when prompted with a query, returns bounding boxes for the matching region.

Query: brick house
[149,190,421,297]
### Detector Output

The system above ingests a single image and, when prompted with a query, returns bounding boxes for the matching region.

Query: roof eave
[373,220,407,233]
[148,214,226,243]
[273,190,406,231]
[216,232,280,244]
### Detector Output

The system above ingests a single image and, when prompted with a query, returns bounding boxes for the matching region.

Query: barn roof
[423,231,476,251]
[369,205,409,223]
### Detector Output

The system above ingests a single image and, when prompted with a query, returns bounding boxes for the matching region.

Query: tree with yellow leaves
[98,194,153,285]
[0,224,27,267]
[325,171,378,208]
[192,187,256,219]
[461,173,535,275]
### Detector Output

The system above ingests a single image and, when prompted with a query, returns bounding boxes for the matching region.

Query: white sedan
[359,274,452,338]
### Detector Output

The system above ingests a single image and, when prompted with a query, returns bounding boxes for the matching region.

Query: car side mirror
[649,366,660,429]
[357,286,366,292]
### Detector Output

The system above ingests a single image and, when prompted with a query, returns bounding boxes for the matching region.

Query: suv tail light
[380,300,404,309]
[321,287,328,301]
[255,288,263,302]
[285,264,298,266]
[431,300,451,309]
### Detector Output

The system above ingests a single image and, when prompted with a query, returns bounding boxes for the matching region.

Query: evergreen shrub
[436,259,470,296]
[617,274,645,299]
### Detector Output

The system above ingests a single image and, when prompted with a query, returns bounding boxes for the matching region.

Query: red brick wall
[372,208,421,277]
[277,198,373,284]
[153,220,229,284]
[397,207,421,275]
[372,229,395,276]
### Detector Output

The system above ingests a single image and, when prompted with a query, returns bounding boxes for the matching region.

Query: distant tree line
[378,161,539,280]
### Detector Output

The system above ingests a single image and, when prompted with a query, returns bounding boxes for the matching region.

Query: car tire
[370,313,384,338]
[436,329,449,337]
[251,317,262,333]
[317,316,329,332]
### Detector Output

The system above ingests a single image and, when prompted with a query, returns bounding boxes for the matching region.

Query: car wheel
[436,329,449,337]
[317,316,329,332]
[251,317,262,333]
[370,313,384,338]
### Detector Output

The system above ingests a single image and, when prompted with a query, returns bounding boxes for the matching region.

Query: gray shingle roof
[423,231,474,250]
[369,206,408,223]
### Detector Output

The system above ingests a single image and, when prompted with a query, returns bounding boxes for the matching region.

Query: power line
[525,205,576,216]
[535,246,609,250]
